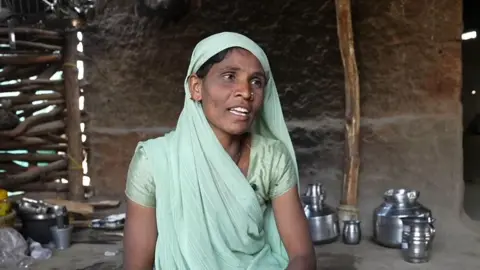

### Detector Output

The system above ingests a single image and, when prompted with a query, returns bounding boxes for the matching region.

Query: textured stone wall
[83,0,463,235]
[352,0,463,235]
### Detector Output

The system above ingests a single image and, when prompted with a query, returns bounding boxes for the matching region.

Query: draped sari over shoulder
[128,32,299,270]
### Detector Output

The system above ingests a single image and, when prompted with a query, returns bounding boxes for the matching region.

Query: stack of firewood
[0,26,86,197]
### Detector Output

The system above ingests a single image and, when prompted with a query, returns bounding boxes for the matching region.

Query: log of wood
[0,144,67,152]
[0,106,64,137]
[336,0,361,220]
[3,170,70,183]
[0,135,71,151]
[24,120,65,137]
[0,54,61,65]
[0,153,64,163]
[0,162,26,174]
[42,134,68,144]
[63,32,84,201]
[0,79,63,91]
[0,159,68,188]
[25,144,68,151]
[0,62,59,80]
[0,65,49,82]
[37,63,62,80]
[0,49,50,54]
[43,170,69,180]
[0,136,50,148]
[0,65,16,77]
[8,93,62,105]
[9,181,92,193]
[0,39,62,51]
[12,100,64,112]
[0,84,62,95]
[0,27,62,38]
[0,64,62,92]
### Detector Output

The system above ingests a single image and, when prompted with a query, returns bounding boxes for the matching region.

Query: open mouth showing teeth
[228,107,250,117]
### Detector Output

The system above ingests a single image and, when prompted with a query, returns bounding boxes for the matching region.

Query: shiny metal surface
[401,216,435,263]
[342,220,361,245]
[16,197,68,221]
[303,183,339,244]
[373,188,433,248]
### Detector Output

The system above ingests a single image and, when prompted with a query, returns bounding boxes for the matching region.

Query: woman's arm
[124,199,157,270]
[269,140,316,270]
[123,145,158,270]
[272,187,316,270]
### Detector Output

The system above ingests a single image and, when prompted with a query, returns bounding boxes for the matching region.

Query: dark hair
[195,47,239,78]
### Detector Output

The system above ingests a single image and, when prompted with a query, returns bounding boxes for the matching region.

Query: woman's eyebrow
[219,66,241,72]
[251,71,267,82]
[219,66,267,80]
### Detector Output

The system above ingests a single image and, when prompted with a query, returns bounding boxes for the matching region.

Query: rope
[63,62,78,69]
[67,153,83,170]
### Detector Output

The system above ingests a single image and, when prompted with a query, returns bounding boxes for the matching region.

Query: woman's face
[189,48,266,136]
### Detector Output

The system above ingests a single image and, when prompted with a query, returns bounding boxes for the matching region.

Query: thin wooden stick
[0,153,64,162]
[0,106,64,137]
[335,0,361,218]
[0,162,26,174]
[63,31,84,201]
[8,93,62,104]
[0,136,51,148]
[37,63,62,80]
[41,134,68,144]
[0,159,68,188]
[0,143,68,151]
[12,100,64,111]
[11,181,93,193]
[0,54,62,65]
[0,64,47,81]
[0,39,62,51]
[0,78,63,91]
[24,120,65,136]
[0,27,62,38]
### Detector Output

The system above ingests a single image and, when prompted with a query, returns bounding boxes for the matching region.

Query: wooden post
[63,31,84,201]
[335,0,361,222]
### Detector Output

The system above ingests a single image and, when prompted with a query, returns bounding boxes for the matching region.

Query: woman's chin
[225,128,250,136]
[224,124,252,136]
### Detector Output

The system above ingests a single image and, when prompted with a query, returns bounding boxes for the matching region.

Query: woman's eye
[222,73,235,81]
[251,78,264,88]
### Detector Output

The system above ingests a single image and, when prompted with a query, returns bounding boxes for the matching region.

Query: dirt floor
[9,226,479,270]
[3,195,480,270]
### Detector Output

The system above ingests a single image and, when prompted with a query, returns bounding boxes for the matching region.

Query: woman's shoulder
[137,131,176,152]
[250,134,298,199]
[252,133,290,154]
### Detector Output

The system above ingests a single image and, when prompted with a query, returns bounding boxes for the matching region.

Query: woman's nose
[234,81,251,99]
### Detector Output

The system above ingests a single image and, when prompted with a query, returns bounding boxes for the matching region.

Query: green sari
[125,32,299,270]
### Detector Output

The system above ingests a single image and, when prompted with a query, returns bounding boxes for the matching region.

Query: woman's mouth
[228,107,250,118]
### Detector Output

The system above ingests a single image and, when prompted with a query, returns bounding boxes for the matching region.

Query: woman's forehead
[212,48,265,73]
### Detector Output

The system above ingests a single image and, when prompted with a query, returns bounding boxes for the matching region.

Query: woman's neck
[213,129,248,160]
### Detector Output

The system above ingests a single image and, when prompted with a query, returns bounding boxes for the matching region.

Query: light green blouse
[125,134,297,212]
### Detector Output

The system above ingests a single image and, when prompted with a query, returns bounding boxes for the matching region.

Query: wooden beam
[335,0,361,220]
[0,27,62,38]
[0,159,68,188]
[0,54,61,65]
[63,31,84,201]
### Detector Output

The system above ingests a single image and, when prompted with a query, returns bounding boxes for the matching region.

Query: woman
[123,32,316,270]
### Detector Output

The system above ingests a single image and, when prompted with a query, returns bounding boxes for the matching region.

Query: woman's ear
[188,74,203,101]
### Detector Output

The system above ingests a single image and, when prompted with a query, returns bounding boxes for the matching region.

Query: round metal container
[372,188,432,248]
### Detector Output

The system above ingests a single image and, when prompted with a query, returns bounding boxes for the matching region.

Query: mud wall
[83,0,463,235]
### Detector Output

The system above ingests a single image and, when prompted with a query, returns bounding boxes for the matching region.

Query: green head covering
[181,31,298,179]
[143,32,297,269]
